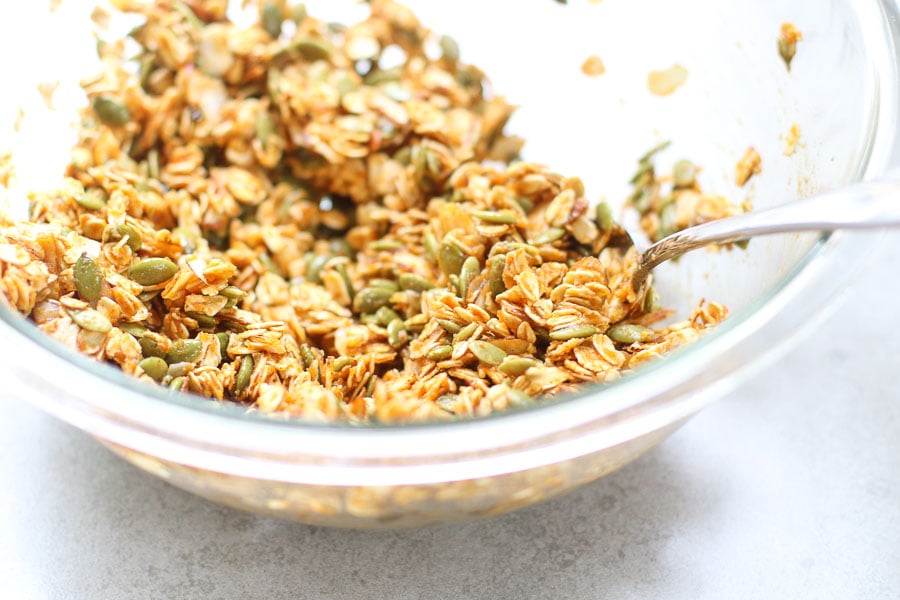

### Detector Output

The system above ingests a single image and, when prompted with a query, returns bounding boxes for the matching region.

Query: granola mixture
[628,142,750,244]
[0,0,727,423]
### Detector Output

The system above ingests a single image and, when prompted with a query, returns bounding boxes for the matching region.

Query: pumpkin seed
[437,241,466,276]
[139,336,165,359]
[306,253,331,284]
[531,227,566,245]
[91,95,131,126]
[642,286,661,313]
[74,253,103,303]
[515,196,535,214]
[129,257,178,286]
[332,356,354,372]
[119,323,148,338]
[455,322,477,341]
[235,355,254,393]
[139,357,168,382]
[368,278,400,293]
[426,344,453,361]
[549,324,598,341]
[353,285,393,314]
[607,323,653,344]
[215,332,230,354]
[334,263,354,302]
[386,318,406,348]
[507,389,532,407]
[397,273,434,292]
[187,312,217,329]
[166,338,202,364]
[423,232,438,262]
[261,1,283,39]
[498,356,541,376]
[375,306,401,326]
[488,257,506,298]
[300,344,317,369]
[291,37,332,61]
[436,319,461,334]
[439,34,459,61]
[457,255,480,298]
[595,201,615,231]
[69,309,112,333]
[469,340,506,366]
[672,159,696,188]
[109,224,142,252]
[369,238,403,251]
[168,376,185,393]
[75,188,107,211]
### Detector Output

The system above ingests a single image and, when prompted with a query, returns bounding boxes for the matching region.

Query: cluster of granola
[0,0,726,422]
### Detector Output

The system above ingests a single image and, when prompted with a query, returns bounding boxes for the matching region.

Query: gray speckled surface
[2,233,899,600]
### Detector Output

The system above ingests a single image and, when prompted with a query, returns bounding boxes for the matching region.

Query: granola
[628,142,750,243]
[0,0,727,423]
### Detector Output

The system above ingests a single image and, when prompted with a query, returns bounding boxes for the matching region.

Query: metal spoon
[630,176,900,293]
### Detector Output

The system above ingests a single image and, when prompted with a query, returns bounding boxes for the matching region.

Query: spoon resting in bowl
[629,175,900,294]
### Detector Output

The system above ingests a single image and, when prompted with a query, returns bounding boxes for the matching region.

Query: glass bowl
[1,0,897,528]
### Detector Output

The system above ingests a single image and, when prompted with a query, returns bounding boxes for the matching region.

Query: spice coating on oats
[0,0,726,423]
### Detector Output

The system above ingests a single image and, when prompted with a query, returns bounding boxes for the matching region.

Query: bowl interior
[0,0,890,418]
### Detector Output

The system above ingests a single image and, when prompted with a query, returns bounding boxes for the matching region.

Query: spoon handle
[631,175,900,292]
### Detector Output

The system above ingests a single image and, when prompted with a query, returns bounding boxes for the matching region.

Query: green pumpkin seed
[638,140,671,164]
[332,356,354,372]
[215,332,230,354]
[255,110,276,145]
[472,210,518,224]
[439,34,459,61]
[129,258,178,286]
[187,312,217,329]
[353,286,393,314]
[397,273,434,292]
[119,323,147,338]
[166,339,202,364]
[607,323,653,344]
[300,344,317,369]
[139,357,168,382]
[642,287,662,313]
[498,356,541,376]
[375,306,401,327]
[488,257,506,298]
[74,253,103,303]
[368,278,400,293]
[109,224,142,252]
[469,340,506,366]
[329,238,354,257]
[220,286,245,300]
[423,232,438,262]
[595,201,615,232]
[75,188,107,211]
[672,159,696,188]
[549,324,599,341]
[334,263,354,302]
[436,319,461,334]
[437,241,466,277]
[291,37,332,61]
[91,95,131,126]
[69,309,112,333]
[291,2,307,23]
[168,376,185,393]
[234,355,254,394]
[515,196,535,214]
[458,256,480,298]
[426,344,453,361]
[305,253,331,284]
[455,322,477,341]
[259,253,284,279]
[531,227,566,245]
[386,318,406,348]
[139,336,165,359]
[261,1,282,38]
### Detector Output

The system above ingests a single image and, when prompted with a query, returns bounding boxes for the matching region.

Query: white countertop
[2,233,898,599]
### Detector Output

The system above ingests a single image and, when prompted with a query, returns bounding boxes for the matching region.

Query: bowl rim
[2,0,898,486]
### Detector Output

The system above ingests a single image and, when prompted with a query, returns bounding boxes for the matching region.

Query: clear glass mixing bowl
[0,0,897,527]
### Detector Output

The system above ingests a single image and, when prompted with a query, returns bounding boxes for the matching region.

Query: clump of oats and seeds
[0,0,726,423]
